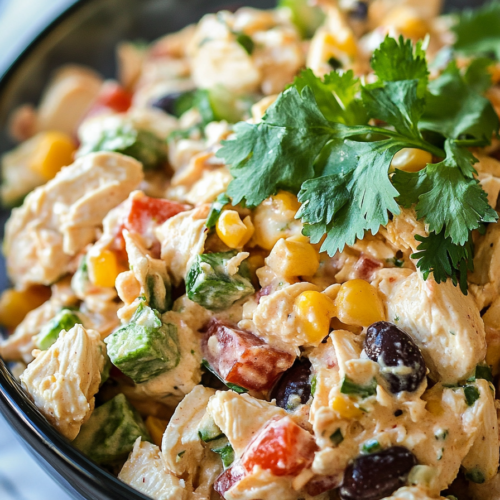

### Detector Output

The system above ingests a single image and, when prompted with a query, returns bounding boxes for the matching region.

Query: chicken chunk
[384,272,486,383]
[119,438,187,500]
[384,486,445,500]
[206,390,286,457]
[20,324,106,440]
[4,152,143,288]
[156,205,209,285]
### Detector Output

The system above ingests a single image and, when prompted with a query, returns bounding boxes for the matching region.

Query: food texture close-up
[1,0,500,499]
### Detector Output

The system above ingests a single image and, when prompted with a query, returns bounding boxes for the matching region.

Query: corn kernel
[295,291,336,344]
[89,249,120,288]
[273,191,301,213]
[335,279,385,328]
[425,398,444,417]
[331,395,363,419]
[145,415,169,448]
[390,148,432,173]
[216,210,253,249]
[0,285,51,330]
[325,30,357,58]
[267,238,319,277]
[29,131,75,180]
[383,7,429,40]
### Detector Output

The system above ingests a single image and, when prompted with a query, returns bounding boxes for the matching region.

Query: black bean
[365,321,426,393]
[348,1,369,20]
[150,92,189,116]
[270,358,312,411]
[340,446,417,500]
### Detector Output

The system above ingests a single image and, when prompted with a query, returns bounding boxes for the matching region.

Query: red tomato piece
[214,464,246,498]
[93,81,133,114]
[124,193,188,236]
[242,416,318,477]
[202,319,295,391]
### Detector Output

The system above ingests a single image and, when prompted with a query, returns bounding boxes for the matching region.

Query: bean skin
[270,358,312,410]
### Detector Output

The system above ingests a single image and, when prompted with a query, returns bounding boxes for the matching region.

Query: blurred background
[0,0,73,496]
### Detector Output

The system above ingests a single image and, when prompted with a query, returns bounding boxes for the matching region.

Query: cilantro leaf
[362,80,424,139]
[218,86,336,207]
[411,231,474,294]
[394,141,498,246]
[453,1,500,60]
[299,138,402,254]
[420,63,499,143]
[290,69,367,125]
[464,57,494,94]
[371,35,429,97]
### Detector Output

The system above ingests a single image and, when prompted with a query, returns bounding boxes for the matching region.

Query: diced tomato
[202,319,295,391]
[242,416,318,477]
[92,81,133,114]
[214,464,246,498]
[353,253,383,281]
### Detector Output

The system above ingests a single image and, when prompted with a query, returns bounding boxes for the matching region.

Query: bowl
[0,0,490,498]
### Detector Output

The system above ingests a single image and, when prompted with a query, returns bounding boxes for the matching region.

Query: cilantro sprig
[217,35,499,294]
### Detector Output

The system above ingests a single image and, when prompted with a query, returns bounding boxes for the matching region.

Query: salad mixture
[2,0,500,499]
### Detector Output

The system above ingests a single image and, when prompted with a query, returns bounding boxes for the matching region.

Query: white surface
[0,4,77,500]
[0,413,73,500]
[0,0,74,76]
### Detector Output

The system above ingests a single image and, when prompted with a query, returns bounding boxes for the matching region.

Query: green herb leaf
[464,57,494,94]
[235,33,255,54]
[206,193,231,228]
[218,86,335,207]
[474,364,494,383]
[361,439,382,454]
[330,429,344,446]
[410,231,474,294]
[420,63,499,143]
[394,140,498,246]
[371,36,429,98]
[453,1,500,60]
[340,376,377,398]
[464,385,480,406]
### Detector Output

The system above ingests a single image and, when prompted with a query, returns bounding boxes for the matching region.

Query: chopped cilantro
[340,376,377,398]
[464,385,480,406]
[311,375,317,397]
[235,33,254,54]
[361,439,382,454]
[472,363,494,383]
[217,34,499,294]
[206,193,231,229]
[330,429,344,446]
[453,1,500,60]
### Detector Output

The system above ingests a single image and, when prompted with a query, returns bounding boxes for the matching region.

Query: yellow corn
[29,131,75,180]
[216,210,254,249]
[383,7,429,40]
[273,191,301,213]
[267,238,319,277]
[324,31,357,59]
[145,415,169,448]
[335,279,385,328]
[295,291,336,344]
[331,395,363,419]
[391,148,432,173]
[89,249,120,288]
[0,286,51,330]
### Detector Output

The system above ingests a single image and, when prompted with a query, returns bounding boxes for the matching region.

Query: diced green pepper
[186,251,254,312]
[105,304,180,384]
[340,376,377,398]
[73,393,151,465]
[201,359,248,393]
[198,412,224,442]
[35,309,81,350]
[78,122,167,170]
[146,272,172,314]
[278,0,325,38]
[212,442,235,469]
[472,363,493,383]
[235,33,255,54]
[465,468,486,484]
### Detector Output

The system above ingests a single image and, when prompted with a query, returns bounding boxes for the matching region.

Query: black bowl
[0,0,490,498]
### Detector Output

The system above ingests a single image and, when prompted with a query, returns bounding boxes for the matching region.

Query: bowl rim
[0,1,156,497]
